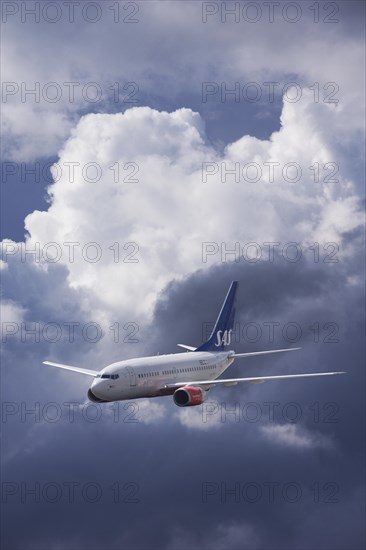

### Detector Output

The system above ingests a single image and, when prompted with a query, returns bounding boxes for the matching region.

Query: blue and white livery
[43,281,345,407]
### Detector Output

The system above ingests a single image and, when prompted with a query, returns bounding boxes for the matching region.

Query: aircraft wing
[43,361,98,377]
[164,371,345,389]
[231,347,301,358]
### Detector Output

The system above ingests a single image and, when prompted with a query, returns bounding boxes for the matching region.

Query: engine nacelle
[173,385,208,407]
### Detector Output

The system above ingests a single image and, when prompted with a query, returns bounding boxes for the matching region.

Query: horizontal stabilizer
[177,344,197,351]
[43,361,98,377]
[164,371,346,389]
[232,347,301,359]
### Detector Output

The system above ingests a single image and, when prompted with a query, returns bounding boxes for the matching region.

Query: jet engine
[173,385,208,407]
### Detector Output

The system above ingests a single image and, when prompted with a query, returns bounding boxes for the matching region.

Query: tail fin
[196,281,239,352]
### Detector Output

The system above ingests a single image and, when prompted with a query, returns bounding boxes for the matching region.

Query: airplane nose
[87,388,108,403]
[88,380,109,402]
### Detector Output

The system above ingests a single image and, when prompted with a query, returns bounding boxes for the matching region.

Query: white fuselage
[89,351,235,402]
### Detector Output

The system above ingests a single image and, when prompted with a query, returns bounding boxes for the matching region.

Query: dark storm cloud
[337,0,366,35]
[2,255,365,549]
[1,257,96,410]
[151,255,354,353]
[148,256,365,550]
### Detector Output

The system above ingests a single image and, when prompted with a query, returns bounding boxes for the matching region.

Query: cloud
[2,1,364,160]
[174,401,225,430]
[0,299,26,326]
[133,398,167,424]
[260,423,334,450]
[12,93,362,328]
[167,521,261,550]
[1,254,364,550]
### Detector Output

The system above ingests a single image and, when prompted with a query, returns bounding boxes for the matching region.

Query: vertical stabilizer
[196,281,239,352]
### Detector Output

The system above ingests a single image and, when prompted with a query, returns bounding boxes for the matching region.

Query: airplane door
[127,367,136,386]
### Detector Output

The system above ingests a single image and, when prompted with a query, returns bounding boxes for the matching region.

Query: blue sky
[1,1,365,549]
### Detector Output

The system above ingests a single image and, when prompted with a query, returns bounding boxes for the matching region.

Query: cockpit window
[96,374,119,379]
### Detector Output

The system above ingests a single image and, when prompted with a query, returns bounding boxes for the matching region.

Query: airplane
[43,281,345,407]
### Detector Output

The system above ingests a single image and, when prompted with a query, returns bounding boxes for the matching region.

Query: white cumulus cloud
[18,93,363,324]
